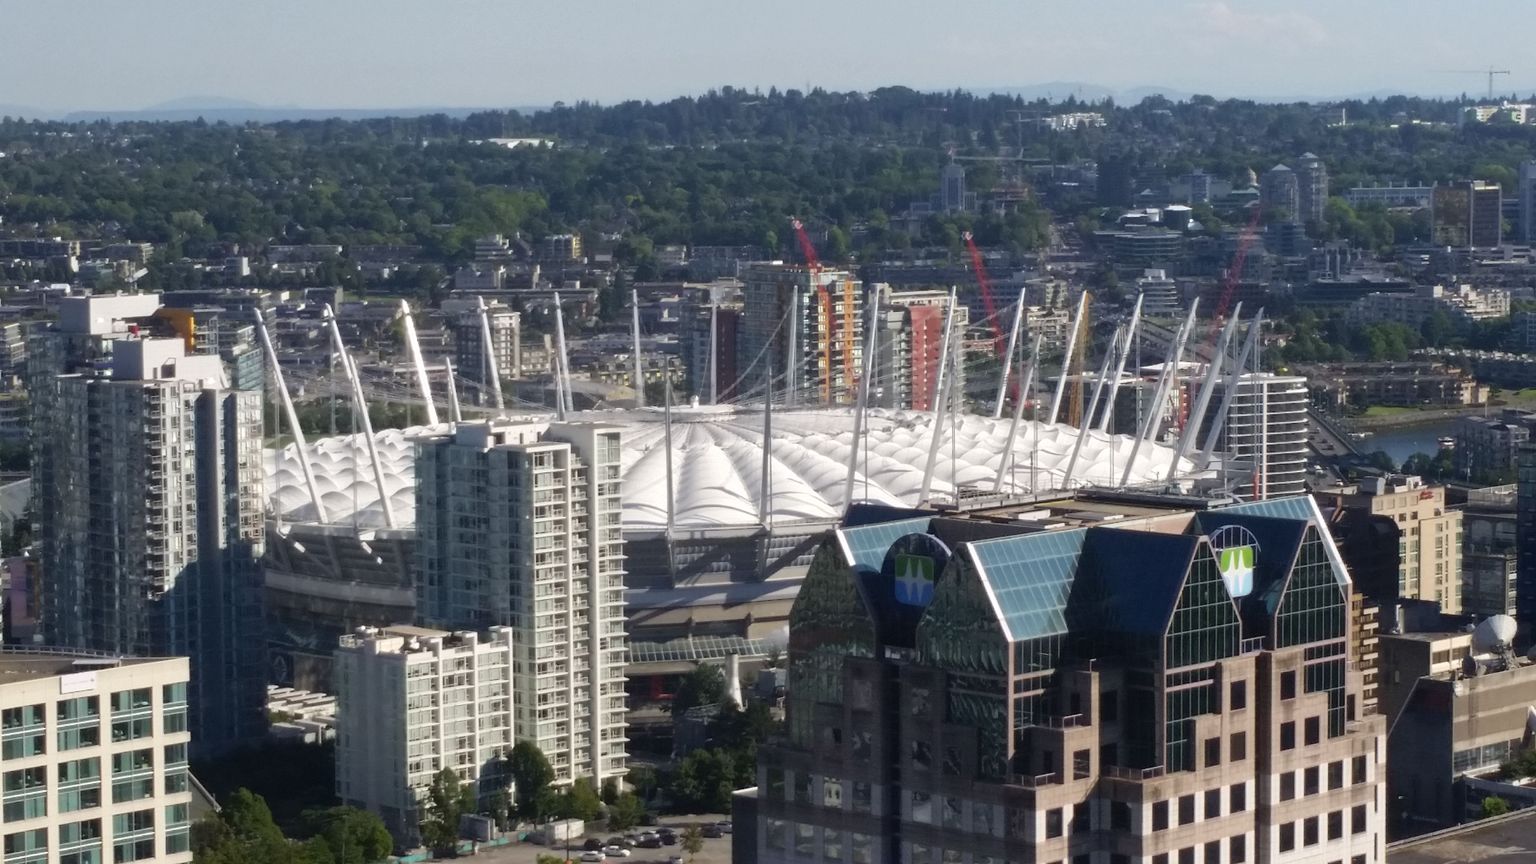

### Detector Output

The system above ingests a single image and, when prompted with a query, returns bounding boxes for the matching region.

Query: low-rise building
[1300,361,1486,411]
[1347,283,1511,329]
[1460,485,1519,619]
[1454,412,1535,480]
[335,626,516,847]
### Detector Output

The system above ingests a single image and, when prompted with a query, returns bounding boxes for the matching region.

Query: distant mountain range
[3,84,1532,124]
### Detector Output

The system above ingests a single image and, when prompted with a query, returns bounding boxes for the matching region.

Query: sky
[3,0,1533,112]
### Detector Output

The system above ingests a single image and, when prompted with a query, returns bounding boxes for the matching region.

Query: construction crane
[962,231,1006,351]
[790,217,847,404]
[1442,67,1511,100]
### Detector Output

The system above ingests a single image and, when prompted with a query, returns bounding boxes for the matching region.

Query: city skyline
[3,1,1535,116]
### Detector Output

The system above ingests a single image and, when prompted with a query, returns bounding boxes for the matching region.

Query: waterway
[1357,417,1460,465]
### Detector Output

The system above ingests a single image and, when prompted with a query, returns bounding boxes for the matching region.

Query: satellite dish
[1472,615,1518,654]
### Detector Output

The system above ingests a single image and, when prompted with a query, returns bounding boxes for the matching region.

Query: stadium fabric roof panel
[265,406,1192,533]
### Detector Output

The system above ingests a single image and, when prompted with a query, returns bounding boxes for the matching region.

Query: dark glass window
[1230,783,1247,813]
[1281,772,1295,801]
[1305,766,1320,796]
[1328,810,1343,841]
[1281,670,1297,699]
[1353,755,1367,784]
[1046,808,1063,838]
[1305,716,1321,746]
[1205,841,1221,864]
[1179,849,1194,864]
[1329,761,1344,790]
[1281,721,1296,750]
[1153,801,1169,831]
[1179,794,1195,825]
[1231,731,1247,761]
[1231,835,1246,864]
[1072,802,1089,834]
[1280,823,1295,852]
[1205,737,1221,768]
[1204,789,1220,819]
[1304,816,1319,846]
[1229,680,1246,710]
[1352,805,1367,834]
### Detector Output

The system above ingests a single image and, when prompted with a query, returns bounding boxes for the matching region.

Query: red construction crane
[1210,203,1264,339]
[962,231,1007,352]
[790,217,841,402]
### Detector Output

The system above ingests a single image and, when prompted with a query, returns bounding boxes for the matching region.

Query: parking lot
[467,818,736,864]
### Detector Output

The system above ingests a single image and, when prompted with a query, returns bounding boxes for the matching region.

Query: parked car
[660,833,678,846]
[579,852,605,863]
[668,857,685,864]
[602,845,631,858]
[701,824,722,839]
[636,834,662,849]
[583,838,604,851]
[715,821,733,834]
[621,834,641,847]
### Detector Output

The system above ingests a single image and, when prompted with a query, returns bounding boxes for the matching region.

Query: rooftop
[1392,808,1536,864]
[0,651,161,685]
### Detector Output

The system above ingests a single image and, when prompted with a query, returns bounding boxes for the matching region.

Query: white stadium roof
[264,406,1191,532]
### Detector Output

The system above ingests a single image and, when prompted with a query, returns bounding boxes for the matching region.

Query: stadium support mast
[994,333,1041,495]
[254,310,328,524]
[397,300,439,426]
[475,296,505,412]
[631,289,646,409]
[918,288,960,504]
[759,378,774,529]
[553,291,573,419]
[443,357,463,423]
[1168,303,1243,479]
[663,376,677,576]
[1198,310,1264,468]
[323,304,396,529]
[843,288,881,516]
[1098,293,1143,433]
[1047,291,1090,425]
[1061,324,1124,489]
[786,291,799,408]
[709,301,719,405]
[1121,300,1198,488]
[993,299,1026,419]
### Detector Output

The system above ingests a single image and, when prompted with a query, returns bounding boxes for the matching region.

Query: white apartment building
[335,626,515,847]
[1198,372,1311,501]
[0,652,193,864]
[414,420,627,788]
[870,288,967,412]
[1347,284,1511,329]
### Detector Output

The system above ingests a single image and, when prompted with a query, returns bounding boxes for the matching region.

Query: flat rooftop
[1392,808,1536,864]
[0,653,160,685]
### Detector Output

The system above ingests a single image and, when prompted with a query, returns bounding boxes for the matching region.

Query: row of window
[1279,757,1370,800]
[1278,806,1372,851]
[2,687,186,762]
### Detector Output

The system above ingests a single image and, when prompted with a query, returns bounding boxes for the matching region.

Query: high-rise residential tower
[871,288,968,412]
[1518,160,1536,244]
[1294,153,1329,227]
[34,318,266,752]
[413,419,627,785]
[737,264,863,406]
[1260,164,1299,221]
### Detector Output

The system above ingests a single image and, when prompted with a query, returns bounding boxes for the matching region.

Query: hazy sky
[5,0,1533,110]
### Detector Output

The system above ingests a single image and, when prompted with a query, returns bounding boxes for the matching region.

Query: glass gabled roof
[837,517,932,574]
[967,529,1088,643]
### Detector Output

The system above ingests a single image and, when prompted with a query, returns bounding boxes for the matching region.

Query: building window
[1305,716,1321,746]
[764,820,785,850]
[1353,755,1367,784]
[58,818,101,864]
[1281,772,1295,801]
[1352,805,1367,834]
[1153,800,1169,831]
[1230,680,1246,710]
[1205,737,1221,768]
[1073,749,1091,780]
[1072,802,1091,834]
[56,698,100,752]
[911,741,932,771]
[1281,722,1296,750]
[1179,794,1195,825]
[110,750,154,805]
[1111,802,1131,832]
[0,707,44,761]
[793,773,812,805]
[1230,783,1247,813]
[1281,671,1296,700]
[1280,823,1295,852]
[1230,834,1246,863]
[1154,856,1169,864]
[1230,731,1246,761]
[911,792,932,825]
[851,781,872,814]
[793,824,815,858]
[850,833,872,864]
[57,758,101,814]
[942,746,962,776]
[1303,816,1319,847]
[1329,761,1344,790]
[1305,766,1320,796]
[822,829,842,861]
[1178,848,1194,864]
[823,777,843,809]
[1205,789,1221,820]
[110,810,154,864]
[942,798,962,830]
[3,829,46,864]
[0,767,45,822]
[1328,810,1343,841]
[1205,841,1220,864]
[1046,808,1063,838]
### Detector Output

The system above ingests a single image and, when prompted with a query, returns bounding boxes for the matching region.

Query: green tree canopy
[507,740,556,820]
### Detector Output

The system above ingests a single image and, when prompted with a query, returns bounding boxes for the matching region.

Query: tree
[302,806,394,864]
[607,791,646,831]
[1483,795,1511,818]
[667,748,742,813]
[672,664,728,719]
[600,777,621,805]
[421,768,470,855]
[681,825,705,863]
[192,788,304,864]
[626,766,659,802]
[507,741,555,820]
[558,778,603,823]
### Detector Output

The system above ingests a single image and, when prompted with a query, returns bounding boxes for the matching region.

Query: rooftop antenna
[993,298,1027,419]
[1098,293,1144,432]
[1121,299,1198,488]
[918,287,960,504]
[994,334,1041,495]
[842,288,880,516]
[552,291,572,419]
[1061,324,1123,488]
[443,357,463,423]
[323,304,396,529]
[253,310,328,524]
[397,300,438,426]
[631,289,646,409]
[1198,310,1264,468]
[1168,304,1243,481]
[1047,291,1090,425]
[475,296,505,412]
